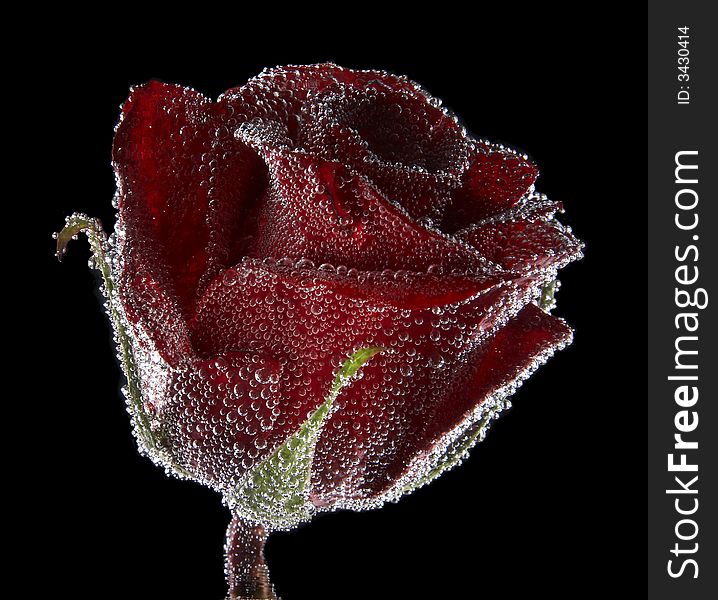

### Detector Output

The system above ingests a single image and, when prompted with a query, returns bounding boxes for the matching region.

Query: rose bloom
[65,64,582,531]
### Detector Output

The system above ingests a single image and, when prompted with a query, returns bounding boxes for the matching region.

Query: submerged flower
[58,63,582,598]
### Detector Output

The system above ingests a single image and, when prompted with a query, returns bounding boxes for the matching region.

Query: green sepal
[55,213,184,471]
[230,347,383,530]
[539,279,558,312]
[401,410,494,496]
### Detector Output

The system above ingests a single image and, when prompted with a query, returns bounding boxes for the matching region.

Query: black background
[32,13,644,600]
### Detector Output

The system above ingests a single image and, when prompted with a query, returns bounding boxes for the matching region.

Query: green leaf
[231,346,383,529]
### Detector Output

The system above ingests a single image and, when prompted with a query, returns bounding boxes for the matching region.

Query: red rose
[58,63,582,598]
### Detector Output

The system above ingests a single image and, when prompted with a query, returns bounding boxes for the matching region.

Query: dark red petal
[458,214,583,275]
[113,81,213,313]
[300,120,459,223]
[189,257,529,360]
[234,140,489,274]
[442,143,539,233]
[299,85,468,221]
[183,257,543,492]
[196,133,268,293]
[118,271,192,368]
[310,302,572,504]
[360,162,456,223]
[113,81,266,317]
[221,64,470,222]
[303,90,464,172]
[220,63,458,137]
[258,262,503,311]
[154,349,337,490]
[423,303,572,444]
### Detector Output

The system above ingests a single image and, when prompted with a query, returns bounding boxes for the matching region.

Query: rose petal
[180,256,545,492]
[301,117,460,222]
[113,82,213,312]
[442,143,539,233]
[258,263,504,311]
[222,64,470,222]
[299,86,468,221]
[118,270,192,368]
[113,81,266,315]
[302,86,466,173]
[220,63,459,138]
[457,213,583,275]
[155,348,338,490]
[310,302,572,504]
[189,256,532,359]
[232,139,489,274]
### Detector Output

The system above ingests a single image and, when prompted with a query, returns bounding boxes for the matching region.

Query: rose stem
[225,513,279,600]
